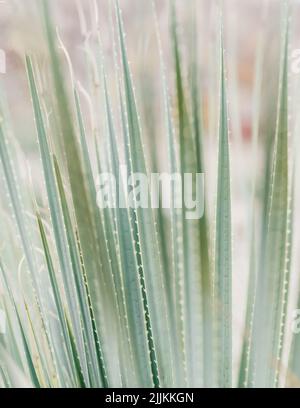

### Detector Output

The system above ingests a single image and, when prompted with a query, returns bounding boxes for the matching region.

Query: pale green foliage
[0,0,298,388]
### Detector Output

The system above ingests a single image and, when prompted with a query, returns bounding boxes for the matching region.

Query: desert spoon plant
[0,0,299,388]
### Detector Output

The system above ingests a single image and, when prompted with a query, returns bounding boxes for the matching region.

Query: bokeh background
[1,0,300,383]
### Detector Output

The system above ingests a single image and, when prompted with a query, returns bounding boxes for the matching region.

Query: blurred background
[1,0,300,382]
